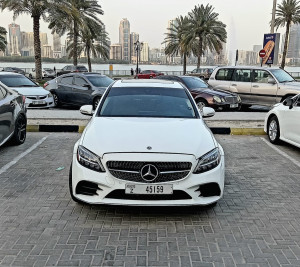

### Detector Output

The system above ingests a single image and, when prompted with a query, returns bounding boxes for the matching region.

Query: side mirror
[283,98,294,109]
[202,107,215,118]
[80,105,94,116]
[268,78,276,84]
[83,84,91,89]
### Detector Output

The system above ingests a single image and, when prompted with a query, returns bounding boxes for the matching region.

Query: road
[0,133,299,266]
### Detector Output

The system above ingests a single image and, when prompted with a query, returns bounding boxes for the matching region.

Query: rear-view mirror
[202,107,215,118]
[80,105,94,116]
[283,98,294,109]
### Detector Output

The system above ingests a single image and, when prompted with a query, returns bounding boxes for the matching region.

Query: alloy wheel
[16,116,26,143]
[268,119,278,141]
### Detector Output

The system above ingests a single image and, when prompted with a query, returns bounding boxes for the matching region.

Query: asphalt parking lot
[0,133,299,267]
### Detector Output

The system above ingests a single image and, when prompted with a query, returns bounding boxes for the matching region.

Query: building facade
[130,32,139,63]
[53,32,62,58]
[110,44,122,60]
[119,18,130,61]
[8,22,21,56]
[140,42,149,63]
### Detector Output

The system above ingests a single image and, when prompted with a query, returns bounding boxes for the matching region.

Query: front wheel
[11,115,27,145]
[267,115,280,144]
[93,97,101,110]
[52,92,60,107]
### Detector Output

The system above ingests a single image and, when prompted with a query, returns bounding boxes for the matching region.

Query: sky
[0,0,284,51]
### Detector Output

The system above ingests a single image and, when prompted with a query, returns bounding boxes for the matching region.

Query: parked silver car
[208,66,300,106]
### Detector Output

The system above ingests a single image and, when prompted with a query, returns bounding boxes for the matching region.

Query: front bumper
[25,96,54,108]
[70,149,225,206]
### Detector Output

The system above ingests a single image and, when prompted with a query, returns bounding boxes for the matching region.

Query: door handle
[252,85,259,88]
[231,84,237,86]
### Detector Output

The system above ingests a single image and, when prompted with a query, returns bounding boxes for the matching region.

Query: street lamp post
[134,40,143,77]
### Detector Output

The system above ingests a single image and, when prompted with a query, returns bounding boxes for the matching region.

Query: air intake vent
[76,181,101,196]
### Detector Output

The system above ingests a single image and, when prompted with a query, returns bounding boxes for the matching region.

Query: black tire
[11,115,26,145]
[196,98,208,110]
[52,92,61,107]
[267,115,280,144]
[69,163,85,204]
[93,97,101,110]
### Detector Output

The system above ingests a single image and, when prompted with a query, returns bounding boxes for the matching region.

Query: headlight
[193,148,221,174]
[48,93,52,98]
[237,95,241,102]
[77,145,105,172]
[213,96,222,103]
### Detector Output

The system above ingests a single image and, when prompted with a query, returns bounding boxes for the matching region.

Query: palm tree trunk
[73,20,78,66]
[33,15,42,81]
[197,36,203,69]
[87,46,92,72]
[281,21,290,69]
[183,53,187,75]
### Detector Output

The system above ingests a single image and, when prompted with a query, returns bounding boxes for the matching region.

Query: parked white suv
[208,66,300,106]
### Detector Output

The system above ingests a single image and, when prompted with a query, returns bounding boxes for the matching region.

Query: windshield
[181,77,209,89]
[77,66,88,71]
[87,76,113,87]
[98,87,197,118]
[269,69,295,83]
[0,75,38,87]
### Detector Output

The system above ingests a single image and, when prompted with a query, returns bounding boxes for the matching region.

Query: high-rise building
[140,42,149,63]
[42,45,53,58]
[130,32,139,63]
[119,18,130,61]
[287,23,300,60]
[20,32,34,56]
[166,19,178,63]
[53,32,61,58]
[110,44,122,60]
[40,33,48,47]
[8,22,21,56]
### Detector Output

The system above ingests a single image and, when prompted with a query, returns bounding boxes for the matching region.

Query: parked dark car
[0,84,27,147]
[56,65,88,76]
[188,67,214,80]
[155,75,241,110]
[50,73,114,109]
[136,70,164,79]
[2,67,25,75]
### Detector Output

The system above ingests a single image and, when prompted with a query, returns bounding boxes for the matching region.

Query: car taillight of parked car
[43,82,49,88]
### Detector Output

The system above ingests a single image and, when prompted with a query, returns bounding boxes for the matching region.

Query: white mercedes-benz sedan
[264,94,300,148]
[70,80,225,206]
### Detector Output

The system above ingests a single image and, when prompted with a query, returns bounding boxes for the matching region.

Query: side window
[215,69,234,81]
[253,70,271,83]
[74,77,88,87]
[66,66,72,71]
[60,76,73,85]
[232,69,251,82]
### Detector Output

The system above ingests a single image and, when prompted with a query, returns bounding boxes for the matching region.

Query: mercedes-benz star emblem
[140,164,159,182]
[147,146,152,150]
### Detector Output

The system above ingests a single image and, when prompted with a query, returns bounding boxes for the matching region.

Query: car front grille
[106,161,192,183]
[27,95,47,100]
[224,96,238,104]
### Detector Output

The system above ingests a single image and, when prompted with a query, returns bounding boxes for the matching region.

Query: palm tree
[67,19,110,71]
[187,4,227,69]
[0,26,7,53]
[274,0,300,69]
[0,0,60,81]
[47,0,104,66]
[163,16,192,74]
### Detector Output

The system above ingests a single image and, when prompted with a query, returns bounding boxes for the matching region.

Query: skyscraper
[40,33,48,47]
[8,22,21,56]
[140,42,149,63]
[287,23,300,60]
[53,32,62,58]
[130,32,139,63]
[119,18,130,61]
[20,32,34,56]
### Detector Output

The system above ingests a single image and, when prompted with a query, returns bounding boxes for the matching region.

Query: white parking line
[0,136,48,175]
[260,137,300,168]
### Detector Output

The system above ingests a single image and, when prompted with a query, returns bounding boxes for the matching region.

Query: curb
[26,125,266,135]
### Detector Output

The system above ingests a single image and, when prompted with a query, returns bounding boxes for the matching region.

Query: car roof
[0,72,23,76]
[113,79,184,89]
[214,66,282,70]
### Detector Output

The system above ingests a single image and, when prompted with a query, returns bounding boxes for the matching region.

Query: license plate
[230,104,238,108]
[32,100,45,105]
[125,184,173,195]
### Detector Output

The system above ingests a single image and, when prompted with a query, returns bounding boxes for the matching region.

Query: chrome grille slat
[224,96,238,104]
[107,161,192,183]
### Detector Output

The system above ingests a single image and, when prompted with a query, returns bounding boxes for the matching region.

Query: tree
[187,4,227,69]
[67,19,110,71]
[47,0,104,66]
[274,0,300,69]
[0,26,7,53]
[0,0,58,81]
[163,16,192,74]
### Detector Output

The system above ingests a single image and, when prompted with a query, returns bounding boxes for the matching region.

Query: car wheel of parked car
[196,99,208,110]
[93,97,101,110]
[52,93,61,107]
[267,115,280,144]
[69,164,85,204]
[11,115,27,145]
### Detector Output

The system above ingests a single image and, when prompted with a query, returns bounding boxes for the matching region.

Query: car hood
[81,117,217,157]
[191,88,234,96]
[280,81,300,90]
[10,86,49,96]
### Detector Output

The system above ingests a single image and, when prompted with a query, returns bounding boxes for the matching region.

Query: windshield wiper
[280,80,295,83]
[14,84,38,87]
